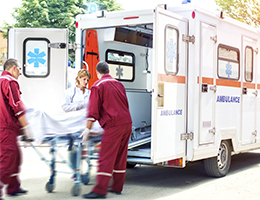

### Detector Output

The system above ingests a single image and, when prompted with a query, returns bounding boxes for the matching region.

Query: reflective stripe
[96,79,117,87]
[113,170,126,173]
[10,173,19,177]
[87,117,96,121]
[15,110,24,116]
[97,172,112,177]
[0,75,17,82]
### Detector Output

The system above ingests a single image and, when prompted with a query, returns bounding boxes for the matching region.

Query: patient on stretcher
[26,109,103,144]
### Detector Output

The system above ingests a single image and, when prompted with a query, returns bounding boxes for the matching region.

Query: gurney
[25,109,151,196]
[25,109,103,196]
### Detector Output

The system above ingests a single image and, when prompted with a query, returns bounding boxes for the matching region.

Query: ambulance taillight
[167,158,183,167]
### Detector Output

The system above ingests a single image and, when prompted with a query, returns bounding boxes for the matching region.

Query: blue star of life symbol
[27,48,46,68]
[166,39,177,63]
[225,62,232,78]
[116,65,123,79]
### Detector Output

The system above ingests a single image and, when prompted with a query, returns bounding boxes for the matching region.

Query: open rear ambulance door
[151,7,188,165]
[8,28,68,115]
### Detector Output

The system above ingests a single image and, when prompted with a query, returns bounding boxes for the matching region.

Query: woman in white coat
[62,69,91,179]
[62,69,91,112]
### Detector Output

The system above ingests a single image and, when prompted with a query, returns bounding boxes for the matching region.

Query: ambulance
[7,3,260,178]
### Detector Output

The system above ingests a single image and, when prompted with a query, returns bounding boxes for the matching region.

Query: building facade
[0,30,7,65]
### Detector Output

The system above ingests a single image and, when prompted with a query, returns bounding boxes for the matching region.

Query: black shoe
[108,189,121,195]
[82,192,106,199]
[8,189,28,196]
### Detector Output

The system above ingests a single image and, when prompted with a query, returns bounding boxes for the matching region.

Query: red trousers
[92,123,132,195]
[0,128,22,195]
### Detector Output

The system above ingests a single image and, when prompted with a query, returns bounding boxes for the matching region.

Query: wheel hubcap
[217,143,228,169]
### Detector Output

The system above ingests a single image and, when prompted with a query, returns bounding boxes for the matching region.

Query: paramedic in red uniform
[0,58,33,199]
[81,61,132,199]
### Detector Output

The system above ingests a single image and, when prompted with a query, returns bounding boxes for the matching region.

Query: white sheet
[26,109,103,144]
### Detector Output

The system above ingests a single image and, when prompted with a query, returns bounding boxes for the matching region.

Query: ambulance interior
[82,23,154,161]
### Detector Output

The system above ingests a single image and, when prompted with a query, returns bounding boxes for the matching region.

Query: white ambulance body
[8,4,260,177]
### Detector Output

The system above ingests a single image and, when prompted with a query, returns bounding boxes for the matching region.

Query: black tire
[203,140,231,177]
[71,185,82,196]
[126,162,136,168]
[45,182,55,193]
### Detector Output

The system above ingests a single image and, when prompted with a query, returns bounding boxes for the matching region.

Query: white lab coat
[62,86,91,112]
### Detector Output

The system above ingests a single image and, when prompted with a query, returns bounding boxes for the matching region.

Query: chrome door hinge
[209,85,217,93]
[181,132,194,141]
[252,90,258,97]
[48,43,66,49]
[68,43,82,50]
[182,34,195,44]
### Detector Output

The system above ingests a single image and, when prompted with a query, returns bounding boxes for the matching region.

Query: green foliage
[215,0,260,27]
[86,0,122,12]
[2,0,122,62]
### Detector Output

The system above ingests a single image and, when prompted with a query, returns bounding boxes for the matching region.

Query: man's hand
[76,103,84,110]
[80,128,90,143]
[21,125,34,142]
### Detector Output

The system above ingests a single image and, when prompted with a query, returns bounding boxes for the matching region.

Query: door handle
[242,87,247,95]
[202,84,208,93]
[158,94,164,98]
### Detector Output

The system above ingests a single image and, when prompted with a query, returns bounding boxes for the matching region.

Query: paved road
[3,146,260,200]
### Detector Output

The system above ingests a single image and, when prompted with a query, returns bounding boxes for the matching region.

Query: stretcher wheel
[71,185,82,196]
[81,174,90,185]
[45,182,55,193]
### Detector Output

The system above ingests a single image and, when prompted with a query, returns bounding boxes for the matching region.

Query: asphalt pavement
[2,145,260,200]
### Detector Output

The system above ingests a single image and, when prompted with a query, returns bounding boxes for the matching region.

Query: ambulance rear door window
[23,38,50,78]
[105,49,135,82]
[245,46,253,82]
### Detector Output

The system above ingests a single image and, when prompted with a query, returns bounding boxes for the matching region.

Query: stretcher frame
[30,133,89,196]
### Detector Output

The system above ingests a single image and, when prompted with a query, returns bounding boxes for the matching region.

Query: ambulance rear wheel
[203,140,231,177]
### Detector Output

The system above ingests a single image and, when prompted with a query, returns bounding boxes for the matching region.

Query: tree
[215,0,260,27]
[86,0,122,12]
[2,0,122,62]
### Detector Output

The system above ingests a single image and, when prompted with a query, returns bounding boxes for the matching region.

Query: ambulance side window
[245,46,253,82]
[23,38,50,78]
[105,49,135,82]
[164,25,179,75]
[217,44,240,80]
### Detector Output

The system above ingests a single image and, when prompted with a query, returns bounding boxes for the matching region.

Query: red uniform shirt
[0,71,26,131]
[87,74,132,129]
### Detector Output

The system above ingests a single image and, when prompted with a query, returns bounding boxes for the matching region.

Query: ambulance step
[127,157,153,165]
[128,137,151,150]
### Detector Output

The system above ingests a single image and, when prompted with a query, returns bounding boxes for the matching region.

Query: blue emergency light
[88,3,98,13]
[182,0,191,4]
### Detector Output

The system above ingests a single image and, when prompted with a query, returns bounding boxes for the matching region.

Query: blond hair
[75,69,91,85]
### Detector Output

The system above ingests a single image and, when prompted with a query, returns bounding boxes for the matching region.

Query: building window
[218,44,240,80]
